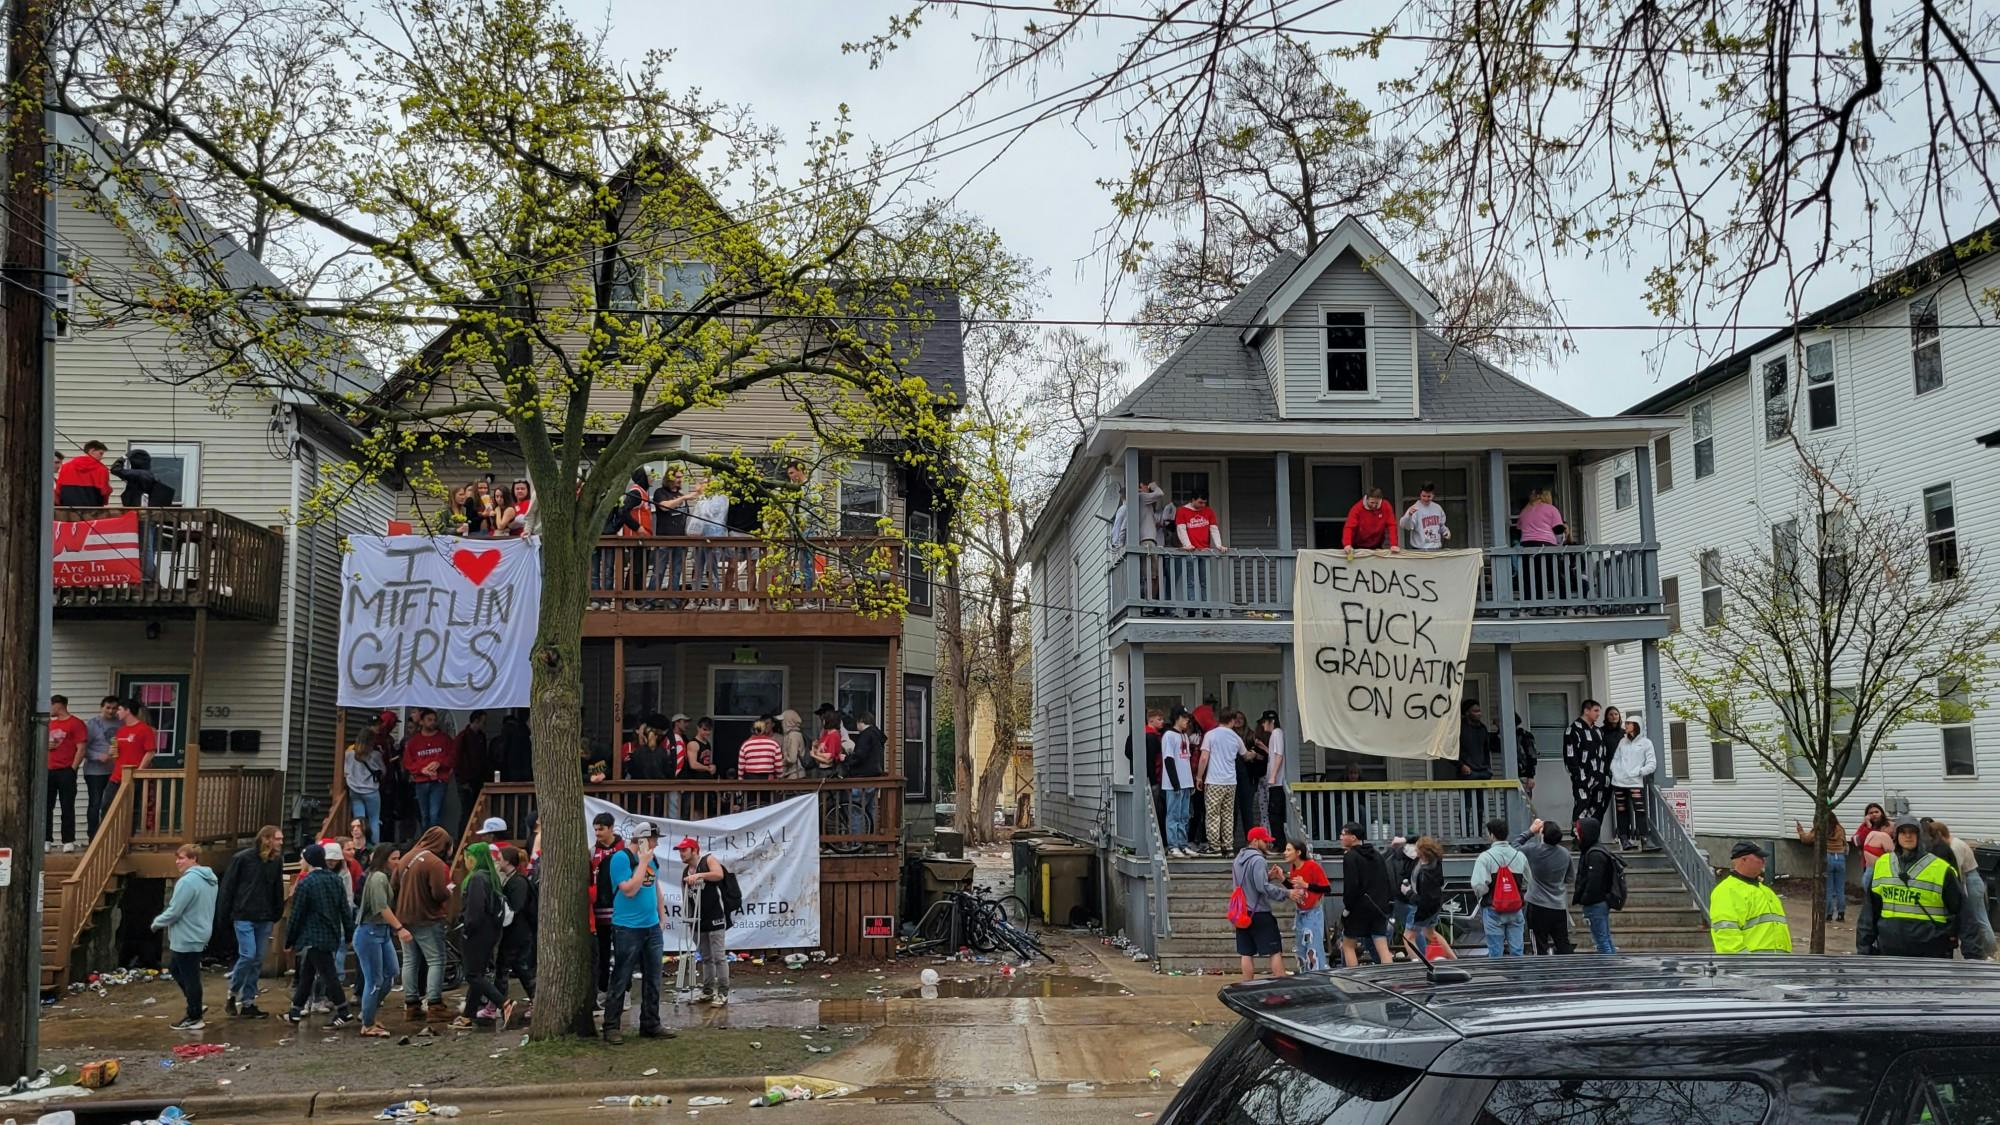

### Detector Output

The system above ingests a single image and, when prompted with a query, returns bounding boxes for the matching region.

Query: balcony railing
[1293,780,1517,850]
[1111,544,1659,622]
[470,777,904,856]
[54,507,285,621]
[588,535,905,620]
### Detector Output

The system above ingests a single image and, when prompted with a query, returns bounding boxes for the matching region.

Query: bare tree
[1666,456,2000,953]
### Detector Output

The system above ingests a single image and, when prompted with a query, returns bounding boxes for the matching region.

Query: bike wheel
[992,895,1030,927]
[964,902,1007,954]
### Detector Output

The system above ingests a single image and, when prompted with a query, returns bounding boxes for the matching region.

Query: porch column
[1126,641,1150,857]
[1486,449,1508,548]
[1495,641,1523,833]
[183,607,208,845]
[1120,446,1140,614]
[1633,444,1660,598]
[1279,642,1300,783]
[1274,452,1292,552]
[1643,638,1670,785]
[609,636,624,780]
[886,633,901,779]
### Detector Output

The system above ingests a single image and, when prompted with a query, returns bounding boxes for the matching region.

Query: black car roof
[1223,956,2000,1069]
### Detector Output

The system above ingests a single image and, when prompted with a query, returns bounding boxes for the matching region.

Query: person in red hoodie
[402,708,455,829]
[1342,488,1400,555]
[54,440,112,506]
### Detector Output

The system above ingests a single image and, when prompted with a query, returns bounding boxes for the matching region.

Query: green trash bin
[1035,841,1095,927]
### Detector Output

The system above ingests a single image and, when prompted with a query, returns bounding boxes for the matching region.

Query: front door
[709,665,787,779]
[116,673,188,762]
[1144,678,1200,721]
[1523,682,1582,823]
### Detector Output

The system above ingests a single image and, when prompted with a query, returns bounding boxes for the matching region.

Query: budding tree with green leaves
[1665,457,2000,953]
[53,0,1021,1038]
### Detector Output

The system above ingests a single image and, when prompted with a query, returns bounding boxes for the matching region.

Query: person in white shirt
[1257,711,1288,844]
[1609,718,1658,851]
[1197,709,1246,854]
[1400,482,1452,551]
[688,480,732,595]
[1161,710,1196,857]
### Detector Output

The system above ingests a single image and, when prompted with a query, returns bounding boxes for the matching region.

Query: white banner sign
[337,535,542,709]
[585,793,821,951]
[1292,548,1485,761]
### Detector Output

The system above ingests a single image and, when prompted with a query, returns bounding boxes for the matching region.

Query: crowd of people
[43,694,160,851]
[1130,703,1290,859]
[589,461,827,605]
[343,708,518,842]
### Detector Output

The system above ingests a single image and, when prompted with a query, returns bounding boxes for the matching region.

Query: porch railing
[1648,782,1712,922]
[53,506,285,621]
[588,535,904,615]
[54,771,137,978]
[473,777,904,854]
[1293,780,1517,850]
[130,767,284,846]
[1108,544,1660,622]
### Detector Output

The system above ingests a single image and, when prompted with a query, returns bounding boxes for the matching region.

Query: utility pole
[0,0,53,1082]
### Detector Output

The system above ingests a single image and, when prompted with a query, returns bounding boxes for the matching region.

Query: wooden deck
[53,506,285,622]
[582,535,905,638]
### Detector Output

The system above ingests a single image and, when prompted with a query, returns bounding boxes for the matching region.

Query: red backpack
[1489,862,1524,914]
[1227,886,1252,929]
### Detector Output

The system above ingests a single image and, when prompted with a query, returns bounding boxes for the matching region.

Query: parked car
[1162,956,2000,1123]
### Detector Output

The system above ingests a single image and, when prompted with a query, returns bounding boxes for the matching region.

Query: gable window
[1924,483,1958,581]
[1691,400,1716,479]
[838,461,889,536]
[1912,295,1944,394]
[1321,308,1371,394]
[1805,340,1838,429]
[1613,456,1634,511]
[1662,575,1681,633]
[1942,676,1976,777]
[1700,549,1723,626]
[1654,434,1674,492]
[52,252,72,341]
[1668,720,1690,780]
[1762,354,1791,441]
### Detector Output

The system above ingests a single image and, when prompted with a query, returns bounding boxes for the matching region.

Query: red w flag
[53,511,142,587]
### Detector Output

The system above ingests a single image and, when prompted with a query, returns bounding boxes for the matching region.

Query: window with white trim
[1700,549,1723,626]
[1613,455,1633,511]
[1668,720,1690,780]
[838,461,889,535]
[1322,309,1371,394]
[1709,703,1736,781]
[1805,340,1837,429]
[1662,575,1681,633]
[1654,434,1674,492]
[52,253,72,341]
[1912,295,1944,394]
[1925,482,1959,581]
[1691,400,1716,479]
[1762,354,1791,441]
[1772,518,1801,592]
[1942,676,1976,777]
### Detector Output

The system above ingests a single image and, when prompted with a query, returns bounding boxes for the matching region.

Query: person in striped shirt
[737,719,782,780]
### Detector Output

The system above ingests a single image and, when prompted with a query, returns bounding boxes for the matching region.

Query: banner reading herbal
[1292,549,1484,762]
[338,535,542,709]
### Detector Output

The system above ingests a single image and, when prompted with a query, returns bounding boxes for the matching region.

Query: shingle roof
[1109,251,1586,424]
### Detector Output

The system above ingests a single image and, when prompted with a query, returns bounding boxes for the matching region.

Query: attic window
[1322,309,1371,394]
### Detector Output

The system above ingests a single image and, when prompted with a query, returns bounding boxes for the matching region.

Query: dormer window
[1322,308,1372,394]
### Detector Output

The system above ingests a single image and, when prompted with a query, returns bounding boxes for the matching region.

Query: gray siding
[1029,464,1117,841]
[1277,250,1416,419]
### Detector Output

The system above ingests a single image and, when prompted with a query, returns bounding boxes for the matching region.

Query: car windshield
[1169,1022,1420,1125]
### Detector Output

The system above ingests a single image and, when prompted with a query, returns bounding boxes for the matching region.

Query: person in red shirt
[54,440,112,506]
[1342,487,1400,554]
[737,718,782,779]
[46,694,88,849]
[1283,838,1331,971]
[1173,494,1227,608]
[109,699,159,800]
[402,708,456,829]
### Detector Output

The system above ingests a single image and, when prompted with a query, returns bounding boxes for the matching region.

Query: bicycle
[907,889,1050,963]
[820,788,875,854]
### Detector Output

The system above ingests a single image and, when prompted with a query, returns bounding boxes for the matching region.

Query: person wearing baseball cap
[676,836,733,1005]
[475,816,509,848]
[600,823,674,1044]
[1231,824,1289,982]
[1858,814,1964,958]
[1709,840,1792,954]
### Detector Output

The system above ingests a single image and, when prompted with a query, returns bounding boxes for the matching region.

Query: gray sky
[604,0,1946,417]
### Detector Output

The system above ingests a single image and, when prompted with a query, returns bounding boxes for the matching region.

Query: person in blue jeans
[601,827,676,1044]
[216,825,285,1018]
[1470,817,1531,957]
[1794,815,1848,921]
[1575,817,1619,953]
[353,844,409,1037]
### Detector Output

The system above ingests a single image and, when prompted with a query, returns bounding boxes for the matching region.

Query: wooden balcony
[1111,544,1661,623]
[583,535,907,638]
[54,507,285,622]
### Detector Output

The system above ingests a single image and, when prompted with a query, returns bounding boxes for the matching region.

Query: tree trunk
[524,505,599,1040]
[942,564,981,842]
[1810,802,1832,954]
[971,602,1017,839]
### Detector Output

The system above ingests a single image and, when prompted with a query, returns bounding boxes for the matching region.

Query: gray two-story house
[1026,219,1703,965]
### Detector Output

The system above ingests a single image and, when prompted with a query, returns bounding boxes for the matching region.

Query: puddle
[896,973,1131,999]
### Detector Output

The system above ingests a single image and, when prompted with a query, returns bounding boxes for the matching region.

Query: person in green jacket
[151,844,218,1031]
[1709,841,1793,954]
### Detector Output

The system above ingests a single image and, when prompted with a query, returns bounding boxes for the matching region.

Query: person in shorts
[1231,826,1290,981]
[1403,836,1456,960]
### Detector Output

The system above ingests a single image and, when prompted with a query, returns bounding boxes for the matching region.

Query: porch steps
[38,852,121,993]
[1151,845,1708,973]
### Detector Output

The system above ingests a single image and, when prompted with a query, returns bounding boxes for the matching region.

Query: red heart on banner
[452,548,502,586]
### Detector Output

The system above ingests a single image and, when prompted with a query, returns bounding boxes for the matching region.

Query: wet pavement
[306,1088,1177,1123]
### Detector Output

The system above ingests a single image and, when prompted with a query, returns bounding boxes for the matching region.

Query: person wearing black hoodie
[1574,817,1620,953]
[218,825,285,1019]
[1337,822,1394,967]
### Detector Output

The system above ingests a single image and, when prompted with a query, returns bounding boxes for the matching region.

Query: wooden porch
[53,506,285,622]
[582,535,905,639]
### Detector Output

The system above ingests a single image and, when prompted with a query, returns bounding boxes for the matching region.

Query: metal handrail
[1648,782,1712,922]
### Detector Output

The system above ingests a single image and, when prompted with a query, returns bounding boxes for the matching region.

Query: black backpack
[1590,845,1629,911]
[703,854,744,923]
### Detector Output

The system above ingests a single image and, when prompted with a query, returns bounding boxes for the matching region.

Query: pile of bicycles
[905,887,1053,963]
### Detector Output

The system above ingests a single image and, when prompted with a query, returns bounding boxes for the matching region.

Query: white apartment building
[1587,221,2000,861]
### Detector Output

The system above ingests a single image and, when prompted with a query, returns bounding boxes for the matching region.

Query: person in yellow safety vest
[1709,840,1793,954]
[1858,814,1963,958]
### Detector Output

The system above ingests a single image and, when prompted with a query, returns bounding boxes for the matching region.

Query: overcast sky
[601,0,1950,417]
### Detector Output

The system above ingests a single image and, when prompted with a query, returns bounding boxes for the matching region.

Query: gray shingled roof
[1111,251,1585,424]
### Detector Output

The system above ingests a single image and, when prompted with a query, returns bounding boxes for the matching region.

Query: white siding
[1593,248,2000,840]
[1029,465,1117,840]
[1275,250,1416,420]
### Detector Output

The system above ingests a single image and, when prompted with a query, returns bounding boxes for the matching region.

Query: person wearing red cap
[1231,825,1289,982]
[676,836,732,1005]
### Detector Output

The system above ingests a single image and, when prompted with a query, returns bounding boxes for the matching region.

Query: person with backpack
[676,836,737,1004]
[495,845,538,1027]
[1514,819,1575,955]
[1229,826,1290,981]
[1337,823,1394,967]
[453,842,507,1029]
[1471,817,1532,957]
[1574,817,1624,953]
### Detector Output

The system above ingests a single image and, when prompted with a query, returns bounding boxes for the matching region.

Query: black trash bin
[1976,846,2000,936]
